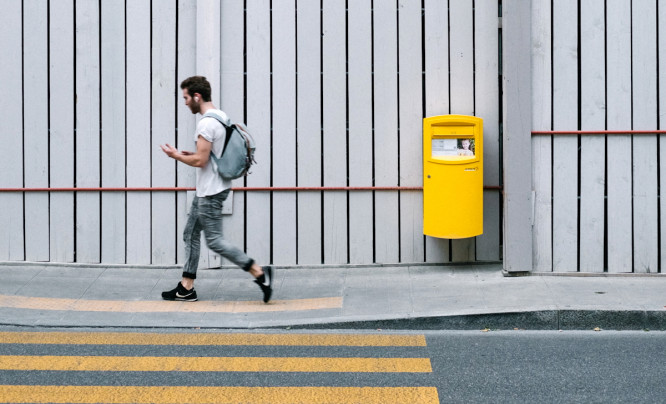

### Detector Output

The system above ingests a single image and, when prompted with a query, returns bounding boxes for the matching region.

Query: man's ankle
[249,264,264,278]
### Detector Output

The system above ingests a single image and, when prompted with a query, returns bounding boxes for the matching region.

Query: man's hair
[180,76,212,101]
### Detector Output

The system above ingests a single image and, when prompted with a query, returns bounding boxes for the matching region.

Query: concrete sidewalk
[1,262,665,330]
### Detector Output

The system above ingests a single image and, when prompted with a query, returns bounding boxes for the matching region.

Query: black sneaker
[162,282,198,302]
[254,266,274,303]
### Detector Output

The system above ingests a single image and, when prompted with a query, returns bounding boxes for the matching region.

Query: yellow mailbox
[423,115,483,239]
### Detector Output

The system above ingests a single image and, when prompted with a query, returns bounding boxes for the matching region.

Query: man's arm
[160,135,212,168]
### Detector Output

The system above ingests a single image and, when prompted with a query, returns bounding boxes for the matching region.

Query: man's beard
[189,103,200,114]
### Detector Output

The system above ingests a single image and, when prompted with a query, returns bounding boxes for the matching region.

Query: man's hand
[161,144,195,158]
[160,138,210,168]
[160,144,180,159]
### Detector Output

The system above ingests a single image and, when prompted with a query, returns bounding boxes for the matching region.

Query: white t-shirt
[195,109,232,197]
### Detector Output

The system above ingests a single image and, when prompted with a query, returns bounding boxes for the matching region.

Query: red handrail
[0,185,502,192]
[532,130,666,135]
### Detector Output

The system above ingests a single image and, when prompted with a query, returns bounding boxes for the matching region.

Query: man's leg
[199,190,274,302]
[181,196,203,286]
[198,190,254,270]
[162,196,201,301]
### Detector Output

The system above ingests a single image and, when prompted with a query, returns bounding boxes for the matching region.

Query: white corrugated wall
[531,0,664,273]
[0,0,502,267]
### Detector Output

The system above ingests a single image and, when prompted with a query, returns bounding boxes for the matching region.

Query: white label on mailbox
[432,139,458,157]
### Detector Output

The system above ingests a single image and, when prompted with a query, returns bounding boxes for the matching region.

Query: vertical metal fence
[0,0,502,267]
[531,0,664,273]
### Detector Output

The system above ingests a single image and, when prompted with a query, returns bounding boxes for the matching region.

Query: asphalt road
[426,330,666,403]
[0,327,664,403]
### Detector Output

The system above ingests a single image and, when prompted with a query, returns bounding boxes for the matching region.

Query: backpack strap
[202,112,233,156]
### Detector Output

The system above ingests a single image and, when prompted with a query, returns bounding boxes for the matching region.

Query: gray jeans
[182,189,254,279]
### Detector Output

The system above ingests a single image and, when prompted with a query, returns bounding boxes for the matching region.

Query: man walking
[160,76,273,303]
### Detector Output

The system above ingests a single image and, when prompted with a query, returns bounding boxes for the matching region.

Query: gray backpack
[203,112,256,180]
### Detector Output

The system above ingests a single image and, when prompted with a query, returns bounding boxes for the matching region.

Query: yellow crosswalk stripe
[0,331,426,346]
[0,385,440,404]
[0,355,432,373]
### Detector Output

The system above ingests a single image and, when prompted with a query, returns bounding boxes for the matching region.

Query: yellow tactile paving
[0,294,342,313]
